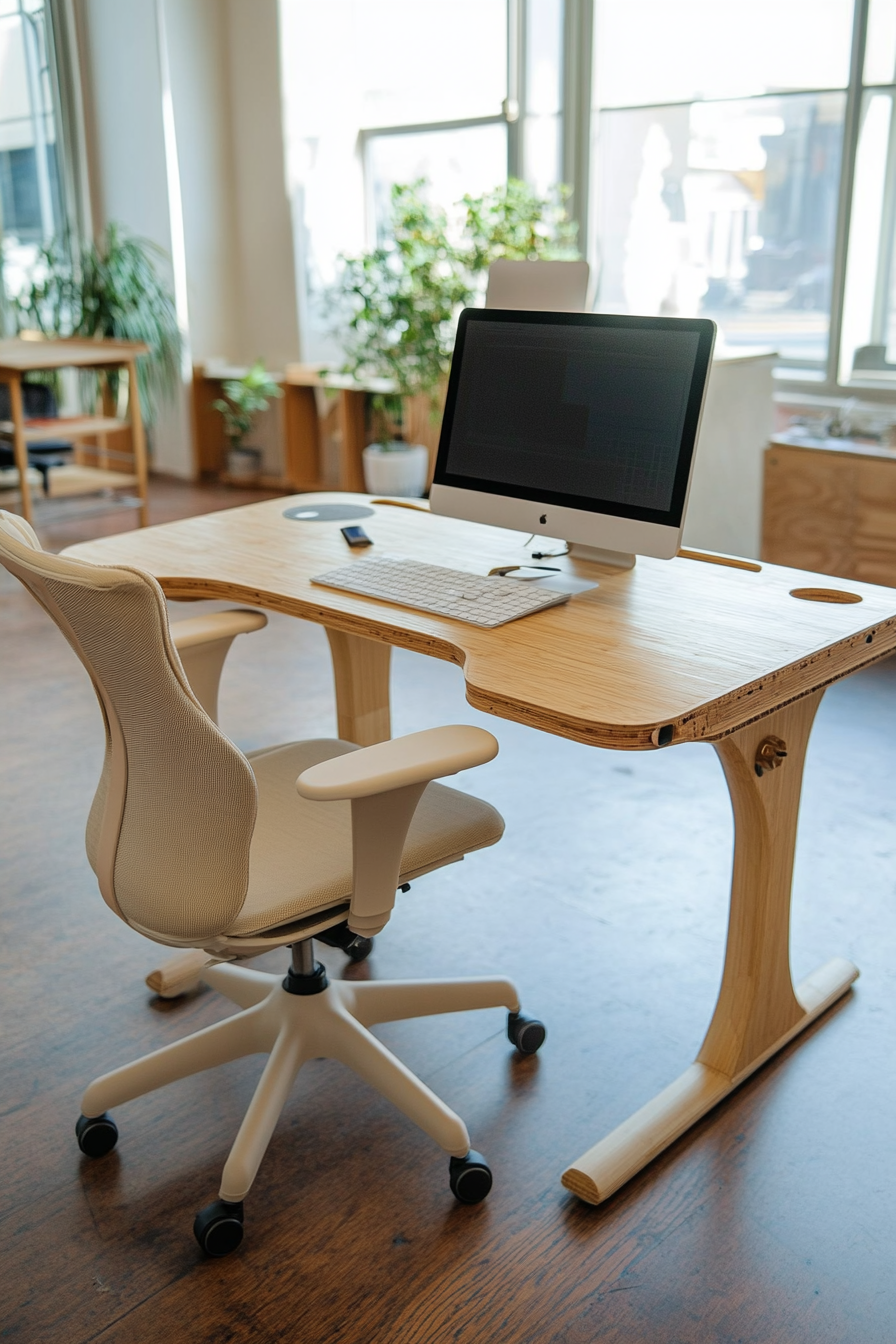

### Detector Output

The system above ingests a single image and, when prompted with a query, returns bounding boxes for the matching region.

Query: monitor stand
[568,542,636,570]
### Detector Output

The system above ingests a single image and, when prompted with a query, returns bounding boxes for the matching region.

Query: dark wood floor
[2,479,895,1343]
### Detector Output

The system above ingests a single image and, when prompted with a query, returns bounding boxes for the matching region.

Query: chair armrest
[297,725,499,938]
[170,608,267,724]
[170,608,267,650]
[296,725,498,800]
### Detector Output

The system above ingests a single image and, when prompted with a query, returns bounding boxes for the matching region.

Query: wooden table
[63,494,896,1204]
[0,338,149,527]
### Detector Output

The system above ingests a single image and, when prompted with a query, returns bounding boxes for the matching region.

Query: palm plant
[13,223,182,424]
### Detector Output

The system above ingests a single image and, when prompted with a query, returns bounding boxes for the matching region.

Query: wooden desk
[64,495,896,1204]
[0,338,149,527]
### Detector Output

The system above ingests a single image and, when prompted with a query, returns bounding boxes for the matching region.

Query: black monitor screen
[434,311,715,527]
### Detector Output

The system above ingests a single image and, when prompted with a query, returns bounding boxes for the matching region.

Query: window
[589,0,855,378]
[278,0,896,396]
[839,0,896,383]
[0,0,66,314]
[279,0,509,361]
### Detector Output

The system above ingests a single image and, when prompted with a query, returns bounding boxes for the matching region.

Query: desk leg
[126,359,149,528]
[338,390,367,492]
[326,628,391,745]
[562,690,859,1205]
[8,375,34,525]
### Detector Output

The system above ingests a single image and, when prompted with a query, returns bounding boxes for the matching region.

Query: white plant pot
[227,446,262,481]
[362,442,429,498]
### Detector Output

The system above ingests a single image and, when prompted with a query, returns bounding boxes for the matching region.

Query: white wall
[77,0,193,476]
[224,0,300,369]
[76,0,301,476]
[163,0,241,365]
[163,0,300,371]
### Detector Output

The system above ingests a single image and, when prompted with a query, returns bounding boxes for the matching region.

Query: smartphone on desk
[341,526,373,548]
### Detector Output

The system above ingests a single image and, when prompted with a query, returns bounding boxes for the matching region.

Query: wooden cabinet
[762,434,896,586]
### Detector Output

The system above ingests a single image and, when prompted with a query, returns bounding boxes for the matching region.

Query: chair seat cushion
[227,739,504,936]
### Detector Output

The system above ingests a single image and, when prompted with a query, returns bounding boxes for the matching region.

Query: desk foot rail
[561,956,857,1205]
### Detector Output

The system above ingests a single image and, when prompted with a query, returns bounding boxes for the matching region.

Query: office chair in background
[0,379,74,494]
[484,258,591,311]
[0,511,545,1257]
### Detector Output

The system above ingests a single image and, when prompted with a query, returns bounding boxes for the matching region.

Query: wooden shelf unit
[0,338,150,527]
[192,363,444,495]
[281,365,443,495]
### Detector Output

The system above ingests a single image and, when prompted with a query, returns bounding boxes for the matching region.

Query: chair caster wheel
[193,1200,244,1257]
[449,1150,492,1204]
[507,1010,546,1055]
[76,1112,118,1158]
[346,935,373,963]
[316,921,374,963]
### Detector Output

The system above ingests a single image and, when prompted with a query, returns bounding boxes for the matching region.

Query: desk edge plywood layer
[63,494,896,750]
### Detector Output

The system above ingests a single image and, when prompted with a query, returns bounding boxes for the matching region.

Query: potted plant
[333,179,579,494]
[334,181,469,496]
[359,391,429,497]
[212,360,283,481]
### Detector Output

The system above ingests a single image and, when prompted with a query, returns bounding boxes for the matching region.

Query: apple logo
[539,513,547,525]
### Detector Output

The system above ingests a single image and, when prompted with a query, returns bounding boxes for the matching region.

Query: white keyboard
[311,557,570,628]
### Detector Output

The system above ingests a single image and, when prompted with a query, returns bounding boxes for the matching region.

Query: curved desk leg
[562,690,859,1205]
[326,628,392,746]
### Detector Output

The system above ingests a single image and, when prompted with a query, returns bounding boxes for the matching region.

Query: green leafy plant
[212,360,283,453]
[336,181,472,421]
[460,179,579,274]
[12,223,182,424]
[332,178,578,438]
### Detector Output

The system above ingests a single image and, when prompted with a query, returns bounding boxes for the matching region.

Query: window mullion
[870,95,896,342]
[561,0,593,245]
[827,0,871,387]
[506,0,524,179]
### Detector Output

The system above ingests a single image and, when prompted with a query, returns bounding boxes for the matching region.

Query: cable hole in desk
[789,587,863,604]
[283,504,374,522]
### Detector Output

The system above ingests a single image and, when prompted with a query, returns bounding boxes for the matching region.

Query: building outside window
[0,0,66,323]
[588,0,857,384]
[588,0,896,399]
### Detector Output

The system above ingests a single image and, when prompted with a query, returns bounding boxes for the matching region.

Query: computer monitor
[485,259,590,312]
[430,309,716,564]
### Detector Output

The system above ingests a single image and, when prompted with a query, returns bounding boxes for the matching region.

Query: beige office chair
[0,511,545,1256]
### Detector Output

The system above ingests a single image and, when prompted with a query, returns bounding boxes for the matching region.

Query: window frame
[577,0,896,401]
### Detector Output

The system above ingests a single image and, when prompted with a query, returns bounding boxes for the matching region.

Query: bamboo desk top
[63,493,896,752]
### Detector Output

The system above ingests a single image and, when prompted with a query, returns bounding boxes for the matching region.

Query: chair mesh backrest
[0,512,257,943]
